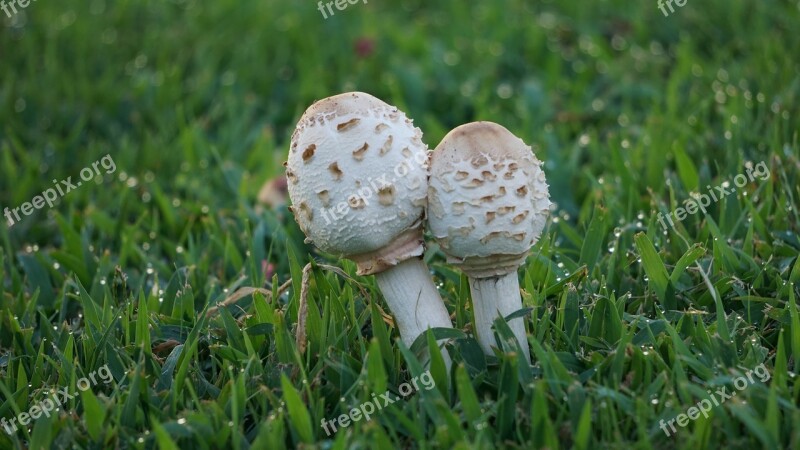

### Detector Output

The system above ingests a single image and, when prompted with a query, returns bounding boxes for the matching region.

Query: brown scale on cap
[471,155,488,168]
[317,190,330,206]
[298,202,313,222]
[378,186,395,206]
[328,162,343,180]
[302,144,316,162]
[353,142,369,160]
[380,136,393,155]
[337,118,360,131]
[512,211,529,224]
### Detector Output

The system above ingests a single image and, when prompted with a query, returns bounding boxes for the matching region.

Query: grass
[0,0,799,448]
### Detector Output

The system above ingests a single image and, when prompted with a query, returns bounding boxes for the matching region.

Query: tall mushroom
[427,122,551,363]
[285,91,453,359]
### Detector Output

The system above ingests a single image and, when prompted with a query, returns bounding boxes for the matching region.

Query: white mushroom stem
[469,273,531,363]
[375,258,453,363]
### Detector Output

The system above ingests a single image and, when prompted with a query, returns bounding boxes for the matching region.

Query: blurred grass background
[0,0,799,448]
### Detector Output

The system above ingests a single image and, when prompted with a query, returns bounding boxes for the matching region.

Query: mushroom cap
[427,121,551,278]
[286,92,430,274]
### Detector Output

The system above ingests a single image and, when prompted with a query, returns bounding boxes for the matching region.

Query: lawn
[1,0,799,448]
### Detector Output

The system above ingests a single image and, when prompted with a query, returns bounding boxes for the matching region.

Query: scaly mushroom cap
[286,92,430,275]
[427,122,551,278]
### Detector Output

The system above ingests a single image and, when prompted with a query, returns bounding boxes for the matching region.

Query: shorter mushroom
[427,122,551,363]
[285,92,453,362]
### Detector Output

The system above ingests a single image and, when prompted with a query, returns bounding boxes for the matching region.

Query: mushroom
[285,91,453,360]
[427,122,551,363]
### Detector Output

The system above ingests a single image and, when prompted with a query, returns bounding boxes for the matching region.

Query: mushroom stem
[374,258,453,359]
[469,273,531,363]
